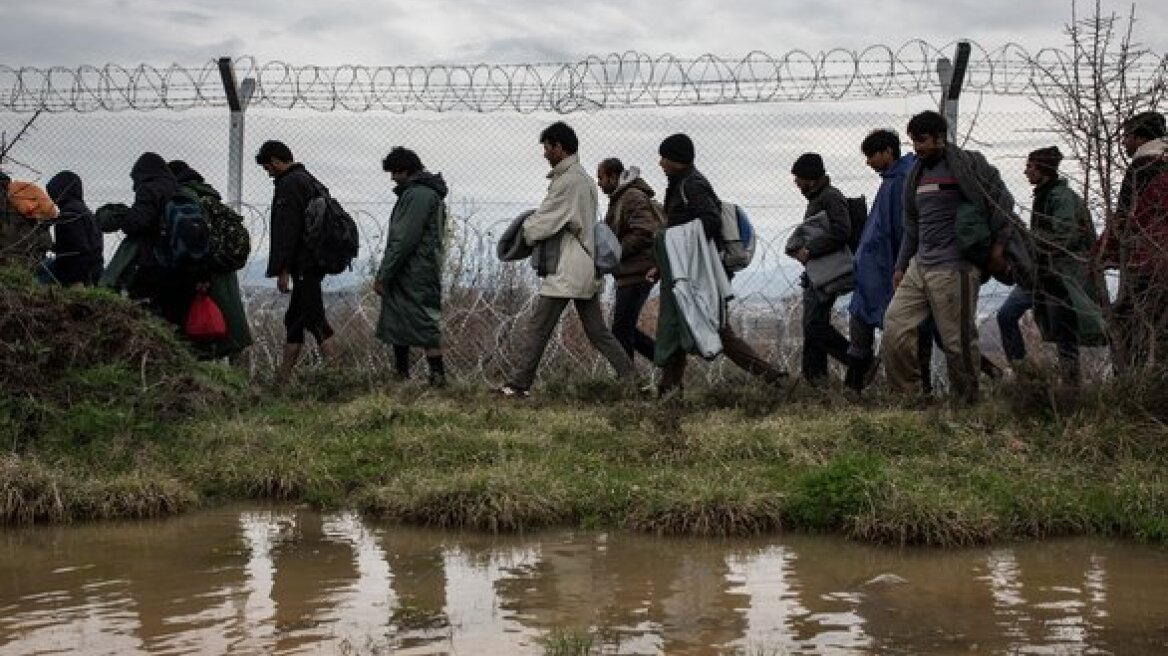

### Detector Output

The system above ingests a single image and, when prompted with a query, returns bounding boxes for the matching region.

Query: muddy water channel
[2,508,1167,655]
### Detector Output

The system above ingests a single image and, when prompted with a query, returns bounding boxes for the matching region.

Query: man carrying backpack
[597,157,662,363]
[786,152,852,387]
[652,133,788,394]
[96,152,194,328]
[256,140,339,382]
[374,147,449,387]
[167,160,253,360]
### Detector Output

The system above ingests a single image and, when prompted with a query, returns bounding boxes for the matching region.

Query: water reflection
[2,507,1167,654]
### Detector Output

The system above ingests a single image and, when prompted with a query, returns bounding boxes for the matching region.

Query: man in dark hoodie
[255,140,338,382]
[45,171,104,286]
[788,152,852,386]
[373,147,449,386]
[97,152,192,327]
[653,133,788,394]
[597,157,662,362]
[167,160,254,360]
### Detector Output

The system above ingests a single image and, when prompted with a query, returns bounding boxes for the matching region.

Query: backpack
[198,195,250,274]
[593,221,622,275]
[955,201,1037,289]
[846,195,868,251]
[678,184,757,272]
[304,182,359,275]
[155,189,212,271]
[719,203,756,273]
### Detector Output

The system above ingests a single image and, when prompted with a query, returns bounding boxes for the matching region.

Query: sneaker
[496,384,530,398]
[428,372,448,388]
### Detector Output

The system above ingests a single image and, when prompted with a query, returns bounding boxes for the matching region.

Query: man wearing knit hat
[785,152,853,385]
[996,146,1102,384]
[652,132,788,394]
[1097,110,1168,372]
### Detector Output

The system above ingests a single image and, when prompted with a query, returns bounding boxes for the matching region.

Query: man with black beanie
[787,152,852,386]
[996,146,1101,384]
[1097,110,1168,372]
[652,132,788,394]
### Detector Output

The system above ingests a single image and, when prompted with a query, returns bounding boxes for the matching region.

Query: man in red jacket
[1097,111,1168,373]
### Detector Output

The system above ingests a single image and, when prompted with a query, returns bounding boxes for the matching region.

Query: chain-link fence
[2,45,1162,386]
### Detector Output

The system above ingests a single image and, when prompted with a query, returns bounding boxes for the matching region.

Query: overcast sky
[3,0,1165,67]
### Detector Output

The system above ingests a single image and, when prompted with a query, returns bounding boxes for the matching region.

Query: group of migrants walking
[2,108,1165,401]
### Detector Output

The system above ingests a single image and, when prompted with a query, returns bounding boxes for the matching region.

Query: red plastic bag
[184,291,228,342]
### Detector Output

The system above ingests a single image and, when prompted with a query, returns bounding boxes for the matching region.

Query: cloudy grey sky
[3,0,1165,67]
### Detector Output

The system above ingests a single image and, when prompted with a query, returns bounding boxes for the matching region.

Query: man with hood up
[374,147,449,387]
[167,160,254,360]
[597,157,663,362]
[45,171,103,286]
[97,152,192,327]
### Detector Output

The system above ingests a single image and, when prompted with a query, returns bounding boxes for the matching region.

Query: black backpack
[303,182,359,275]
[846,195,868,252]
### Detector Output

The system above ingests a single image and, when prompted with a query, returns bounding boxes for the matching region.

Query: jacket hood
[168,160,206,186]
[47,170,84,204]
[407,171,448,199]
[1134,137,1168,161]
[130,152,173,188]
[612,167,656,200]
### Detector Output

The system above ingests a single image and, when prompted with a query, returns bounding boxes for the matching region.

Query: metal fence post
[218,57,255,212]
[937,41,972,142]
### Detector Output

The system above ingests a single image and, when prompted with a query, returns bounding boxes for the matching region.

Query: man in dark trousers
[255,140,338,382]
[788,152,852,386]
[652,132,788,394]
[597,157,662,363]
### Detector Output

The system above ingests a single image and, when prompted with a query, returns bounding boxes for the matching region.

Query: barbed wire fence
[2,41,1164,386]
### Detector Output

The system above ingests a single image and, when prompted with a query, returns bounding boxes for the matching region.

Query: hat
[790,152,825,180]
[658,133,695,165]
[1123,111,1167,140]
[1027,146,1063,177]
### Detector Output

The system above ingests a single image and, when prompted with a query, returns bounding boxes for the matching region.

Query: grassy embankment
[3,268,1168,547]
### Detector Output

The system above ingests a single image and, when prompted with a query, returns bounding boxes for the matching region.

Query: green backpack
[955,201,1036,289]
[197,195,251,274]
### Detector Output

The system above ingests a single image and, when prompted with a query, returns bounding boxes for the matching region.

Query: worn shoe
[496,384,530,398]
[428,372,448,388]
[845,356,873,392]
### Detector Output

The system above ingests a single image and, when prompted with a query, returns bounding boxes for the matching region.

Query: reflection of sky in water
[2,508,1168,654]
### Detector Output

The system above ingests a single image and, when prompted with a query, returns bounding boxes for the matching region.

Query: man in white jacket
[498,122,635,397]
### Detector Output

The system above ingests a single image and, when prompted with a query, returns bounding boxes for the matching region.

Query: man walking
[788,152,852,386]
[597,157,662,363]
[1097,111,1168,372]
[255,140,338,382]
[996,146,1101,384]
[498,122,634,397]
[374,147,449,387]
[653,132,788,394]
[881,110,1017,403]
[845,130,917,391]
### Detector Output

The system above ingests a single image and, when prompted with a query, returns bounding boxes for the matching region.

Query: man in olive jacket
[598,157,662,362]
[256,140,338,382]
[498,122,634,397]
[374,147,449,387]
[996,147,1102,384]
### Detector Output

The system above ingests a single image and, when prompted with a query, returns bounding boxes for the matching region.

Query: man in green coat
[995,147,1103,384]
[374,147,448,386]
